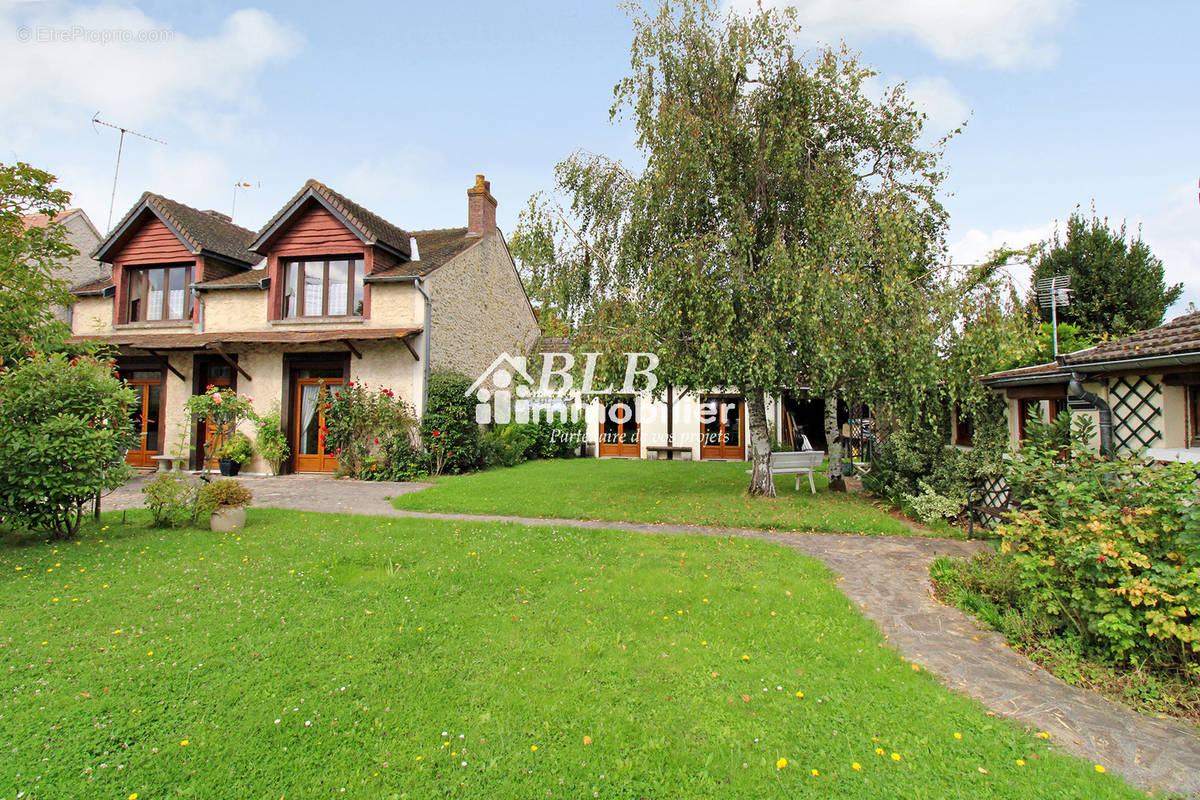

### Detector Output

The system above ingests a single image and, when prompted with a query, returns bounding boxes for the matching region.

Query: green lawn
[0,511,1136,799]
[394,458,931,536]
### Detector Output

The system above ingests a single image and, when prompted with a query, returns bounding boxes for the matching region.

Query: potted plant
[198,478,253,531]
[216,431,253,476]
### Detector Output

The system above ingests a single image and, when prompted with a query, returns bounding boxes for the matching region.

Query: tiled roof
[97,192,259,266]
[67,327,422,350]
[70,276,115,295]
[196,267,268,289]
[251,180,413,258]
[367,227,479,279]
[1061,311,1200,365]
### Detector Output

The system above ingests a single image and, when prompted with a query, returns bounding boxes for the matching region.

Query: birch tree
[513,0,950,495]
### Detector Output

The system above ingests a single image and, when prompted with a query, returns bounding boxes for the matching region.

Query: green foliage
[142,473,200,528]
[862,424,1007,525]
[999,414,1200,667]
[511,1,954,495]
[184,387,257,471]
[1032,208,1183,337]
[217,431,253,465]
[1025,322,1096,364]
[0,162,76,364]
[421,370,482,475]
[197,478,253,515]
[323,381,422,480]
[0,352,135,539]
[254,410,289,474]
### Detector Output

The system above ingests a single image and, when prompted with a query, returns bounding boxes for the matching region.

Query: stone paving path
[106,474,1200,797]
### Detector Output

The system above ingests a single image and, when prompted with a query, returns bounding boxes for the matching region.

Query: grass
[393,458,941,537]
[931,553,1200,727]
[0,510,1139,799]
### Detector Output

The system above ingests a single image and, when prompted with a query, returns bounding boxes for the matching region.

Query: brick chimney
[467,174,497,237]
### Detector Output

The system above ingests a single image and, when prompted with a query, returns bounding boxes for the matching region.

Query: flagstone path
[106,474,1200,797]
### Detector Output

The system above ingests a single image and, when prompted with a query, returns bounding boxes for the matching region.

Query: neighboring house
[68,175,539,474]
[20,208,105,323]
[980,311,1200,462]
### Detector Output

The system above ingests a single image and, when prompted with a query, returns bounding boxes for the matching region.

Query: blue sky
[3,0,1197,314]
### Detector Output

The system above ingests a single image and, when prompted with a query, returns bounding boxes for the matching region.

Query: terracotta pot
[209,505,247,532]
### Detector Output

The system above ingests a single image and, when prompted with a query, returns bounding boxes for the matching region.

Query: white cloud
[0,4,301,138]
[1135,183,1200,316]
[732,0,1075,69]
[947,221,1055,294]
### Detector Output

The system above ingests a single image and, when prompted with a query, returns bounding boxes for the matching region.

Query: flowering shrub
[184,386,257,469]
[0,352,136,538]
[323,381,422,480]
[999,414,1200,666]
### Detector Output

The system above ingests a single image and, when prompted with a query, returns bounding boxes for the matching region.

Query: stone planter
[209,505,247,532]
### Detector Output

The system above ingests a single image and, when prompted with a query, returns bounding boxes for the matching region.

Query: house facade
[21,207,105,323]
[69,175,539,474]
[981,311,1200,462]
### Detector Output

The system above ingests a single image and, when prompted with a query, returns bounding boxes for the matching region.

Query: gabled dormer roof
[94,192,259,267]
[249,179,412,259]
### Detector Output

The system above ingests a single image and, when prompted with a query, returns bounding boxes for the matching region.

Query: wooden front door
[700,396,745,460]
[124,370,164,469]
[597,398,640,457]
[293,378,342,473]
[195,361,235,471]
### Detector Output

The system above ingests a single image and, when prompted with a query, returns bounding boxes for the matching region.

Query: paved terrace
[105,474,1200,797]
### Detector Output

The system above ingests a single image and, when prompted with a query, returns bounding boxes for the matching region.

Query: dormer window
[126,264,192,322]
[281,256,364,317]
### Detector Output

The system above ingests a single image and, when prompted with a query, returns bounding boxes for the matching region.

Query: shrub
[197,479,253,517]
[481,423,536,468]
[421,370,482,475]
[0,352,135,539]
[217,431,253,465]
[324,381,423,480]
[255,410,289,474]
[998,414,1200,667]
[142,473,201,527]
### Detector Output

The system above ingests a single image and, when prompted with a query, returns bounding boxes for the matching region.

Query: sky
[3,0,1197,315]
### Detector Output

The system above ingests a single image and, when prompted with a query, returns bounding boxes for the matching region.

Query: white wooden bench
[747,451,825,494]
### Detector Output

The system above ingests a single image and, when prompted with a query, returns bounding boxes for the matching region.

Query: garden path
[106,474,1200,797]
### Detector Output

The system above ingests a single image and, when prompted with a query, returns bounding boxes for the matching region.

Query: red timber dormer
[249,180,414,321]
[94,193,258,325]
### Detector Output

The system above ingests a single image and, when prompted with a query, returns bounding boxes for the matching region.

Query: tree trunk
[824,393,845,492]
[746,388,775,497]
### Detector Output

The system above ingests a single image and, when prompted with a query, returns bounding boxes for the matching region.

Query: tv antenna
[231,180,260,223]
[92,112,167,231]
[1036,275,1072,357]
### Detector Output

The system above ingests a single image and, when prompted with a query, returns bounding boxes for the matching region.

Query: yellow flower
[1016,759,1026,766]
[852,762,862,771]
[531,745,538,752]
[776,757,787,770]
[875,748,885,756]
[129,794,138,800]
[1037,731,1050,739]
[890,753,901,761]
[810,768,819,776]
[1094,764,1106,774]
[953,732,962,740]
[795,691,804,698]
[742,655,750,661]
[180,740,189,746]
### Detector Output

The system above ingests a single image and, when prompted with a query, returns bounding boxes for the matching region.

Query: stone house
[980,310,1200,462]
[20,207,105,322]
[68,175,539,474]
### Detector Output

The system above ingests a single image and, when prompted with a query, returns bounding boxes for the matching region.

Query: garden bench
[152,454,186,472]
[645,445,692,461]
[747,450,825,494]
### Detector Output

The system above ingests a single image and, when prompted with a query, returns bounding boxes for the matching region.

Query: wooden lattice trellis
[1109,377,1162,454]
[968,473,1011,531]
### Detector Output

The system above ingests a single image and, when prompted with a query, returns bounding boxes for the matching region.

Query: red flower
[1097,555,1107,562]
[432,430,440,436]
[374,438,379,444]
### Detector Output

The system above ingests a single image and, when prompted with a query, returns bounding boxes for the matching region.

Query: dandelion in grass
[531,745,538,752]
[1016,759,1026,766]
[891,753,901,761]
[776,757,787,770]
[875,748,884,756]
[953,732,962,740]
[852,762,862,771]
[1095,765,1106,774]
